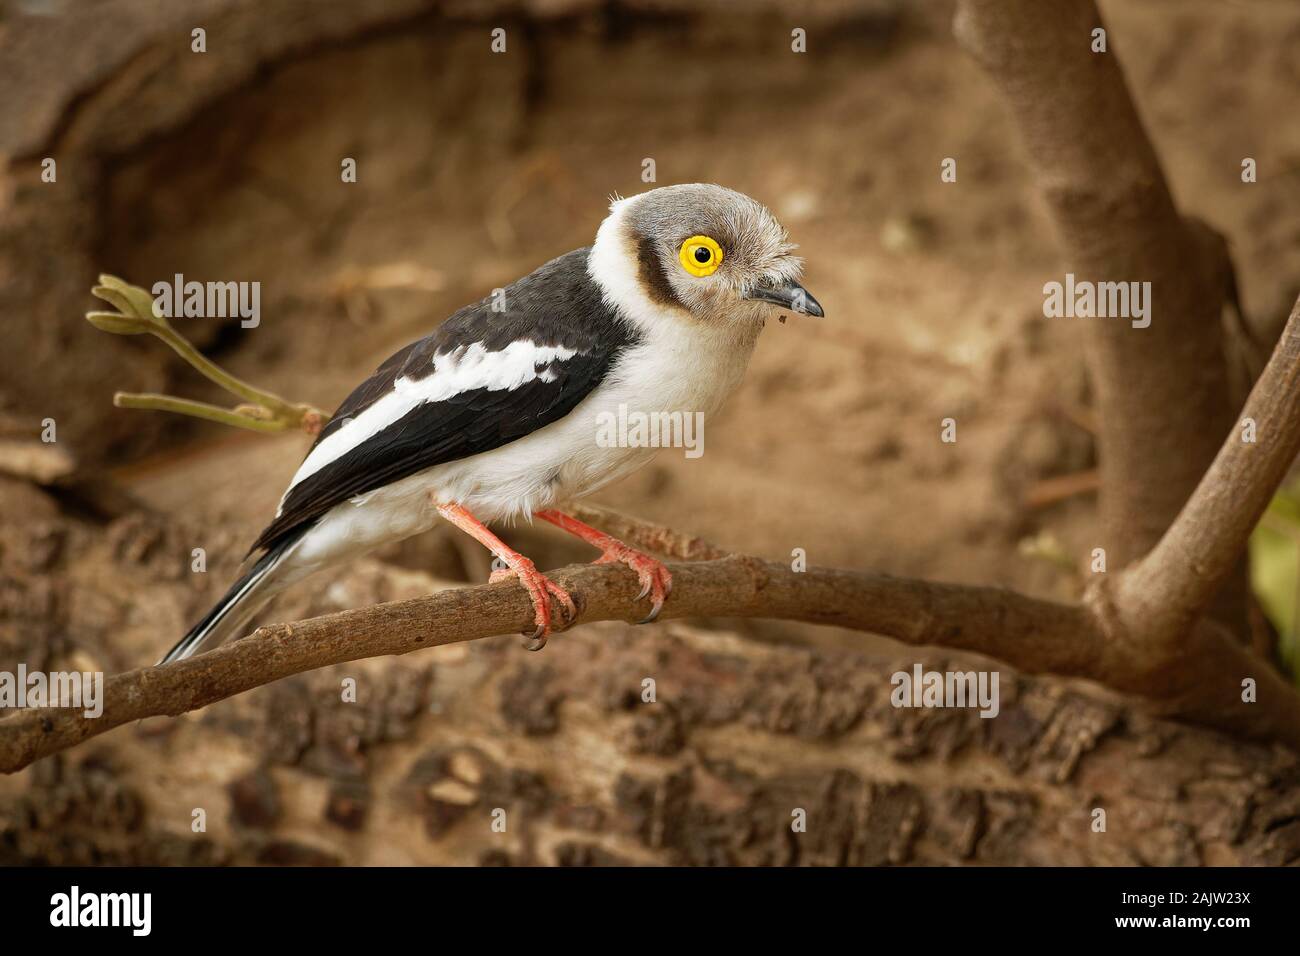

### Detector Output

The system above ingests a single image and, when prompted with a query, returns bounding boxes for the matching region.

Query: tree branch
[8,516,1300,774]
[567,502,730,561]
[1117,295,1300,635]
[0,555,1096,774]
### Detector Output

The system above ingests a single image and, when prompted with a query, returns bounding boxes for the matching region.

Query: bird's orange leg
[534,509,672,624]
[436,502,575,651]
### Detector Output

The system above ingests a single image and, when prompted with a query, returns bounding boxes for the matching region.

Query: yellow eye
[679,235,724,277]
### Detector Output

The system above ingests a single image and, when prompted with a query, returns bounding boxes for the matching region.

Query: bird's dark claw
[596,545,672,626]
[492,557,575,651]
[522,626,548,652]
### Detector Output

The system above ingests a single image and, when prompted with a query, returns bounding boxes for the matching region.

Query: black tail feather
[158,531,303,665]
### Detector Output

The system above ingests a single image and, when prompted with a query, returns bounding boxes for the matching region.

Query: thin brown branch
[7,541,1300,774]
[567,502,730,561]
[1024,468,1100,510]
[1117,296,1300,635]
[0,557,1077,773]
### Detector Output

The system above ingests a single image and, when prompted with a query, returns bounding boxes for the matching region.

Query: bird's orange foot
[489,556,576,650]
[532,510,674,626]
[595,544,673,624]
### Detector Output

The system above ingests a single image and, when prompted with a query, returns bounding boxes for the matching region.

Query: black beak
[743,279,824,317]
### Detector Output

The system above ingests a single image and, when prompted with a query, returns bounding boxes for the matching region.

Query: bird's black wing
[250,248,636,554]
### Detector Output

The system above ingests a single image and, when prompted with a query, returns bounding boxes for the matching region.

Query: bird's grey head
[590,184,823,327]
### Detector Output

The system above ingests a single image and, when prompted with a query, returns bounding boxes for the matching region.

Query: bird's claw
[522,627,547,652]
[596,545,672,625]
[491,558,575,650]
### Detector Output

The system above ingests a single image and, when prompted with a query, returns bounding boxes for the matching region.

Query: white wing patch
[278,340,579,513]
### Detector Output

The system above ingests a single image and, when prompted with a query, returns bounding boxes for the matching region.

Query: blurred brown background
[1,0,1298,865]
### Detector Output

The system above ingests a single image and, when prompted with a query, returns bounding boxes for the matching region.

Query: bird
[160,183,823,663]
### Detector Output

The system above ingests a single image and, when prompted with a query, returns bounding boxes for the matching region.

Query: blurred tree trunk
[954,0,1250,637]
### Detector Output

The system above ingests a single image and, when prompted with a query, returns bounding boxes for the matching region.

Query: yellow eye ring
[679,235,724,277]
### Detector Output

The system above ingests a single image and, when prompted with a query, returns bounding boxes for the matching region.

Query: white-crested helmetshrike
[162,183,823,663]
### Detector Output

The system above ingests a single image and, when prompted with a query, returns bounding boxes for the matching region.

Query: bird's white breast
[422,311,758,517]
